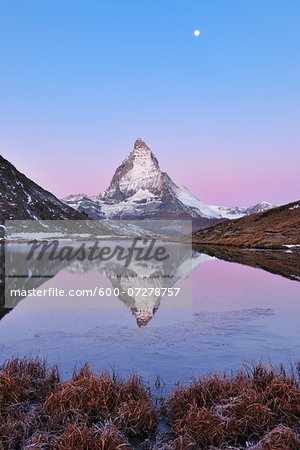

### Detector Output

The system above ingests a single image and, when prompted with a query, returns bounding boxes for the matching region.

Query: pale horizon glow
[0,0,299,207]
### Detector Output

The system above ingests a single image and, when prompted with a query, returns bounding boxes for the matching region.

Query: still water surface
[0,243,299,389]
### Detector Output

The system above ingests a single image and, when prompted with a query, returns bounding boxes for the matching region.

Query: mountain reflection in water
[0,241,299,386]
[1,241,299,325]
[1,241,197,326]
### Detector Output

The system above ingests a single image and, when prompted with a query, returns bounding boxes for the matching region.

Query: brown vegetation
[251,425,300,449]
[0,355,59,411]
[44,364,158,435]
[193,201,300,249]
[0,357,299,449]
[55,423,131,449]
[164,364,300,449]
[0,357,157,449]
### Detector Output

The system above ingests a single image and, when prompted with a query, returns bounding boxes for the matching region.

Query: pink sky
[1,1,299,207]
[3,135,299,208]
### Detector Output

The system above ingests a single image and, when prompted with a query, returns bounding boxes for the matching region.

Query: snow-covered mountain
[63,139,275,223]
[0,155,86,224]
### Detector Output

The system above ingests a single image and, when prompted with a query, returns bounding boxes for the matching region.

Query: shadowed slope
[0,155,86,222]
[193,201,300,249]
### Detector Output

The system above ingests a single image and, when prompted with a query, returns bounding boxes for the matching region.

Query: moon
[194,30,200,37]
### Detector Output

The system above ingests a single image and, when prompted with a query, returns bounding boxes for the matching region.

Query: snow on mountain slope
[201,202,276,220]
[166,178,224,219]
[0,155,86,223]
[98,139,164,202]
[63,139,275,222]
[127,189,155,202]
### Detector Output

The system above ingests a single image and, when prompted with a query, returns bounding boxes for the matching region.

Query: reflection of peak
[66,243,208,328]
[131,308,158,327]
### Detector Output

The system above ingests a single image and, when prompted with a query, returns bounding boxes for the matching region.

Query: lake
[0,241,299,390]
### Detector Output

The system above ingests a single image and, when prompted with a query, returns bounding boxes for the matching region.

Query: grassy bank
[192,201,300,250]
[0,356,299,449]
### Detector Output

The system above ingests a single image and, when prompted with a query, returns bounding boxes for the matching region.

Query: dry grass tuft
[44,364,158,435]
[164,363,300,448]
[0,356,60,448]
[0,357,157,449]
[56,422,132,449]
[0,358,299,449]
[0,355,59,409]
[252,425,300,449]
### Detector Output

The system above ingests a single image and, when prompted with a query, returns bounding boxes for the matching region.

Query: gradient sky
[0,1,299,206]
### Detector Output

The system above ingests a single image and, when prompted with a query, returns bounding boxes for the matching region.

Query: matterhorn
[63,138,274,225]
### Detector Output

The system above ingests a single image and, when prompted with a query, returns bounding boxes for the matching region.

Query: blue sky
[1,1,299,205]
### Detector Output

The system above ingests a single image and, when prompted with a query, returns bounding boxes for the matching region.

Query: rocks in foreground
[193,200,300,249]
[0,356,299,449]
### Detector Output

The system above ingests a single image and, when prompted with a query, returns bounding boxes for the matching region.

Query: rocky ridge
[0,155,86,225]
[63,139,275,224]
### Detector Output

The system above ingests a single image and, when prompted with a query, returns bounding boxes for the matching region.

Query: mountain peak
[134,138,150,151]
[96,139,163,204]
[63,139,275,221]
